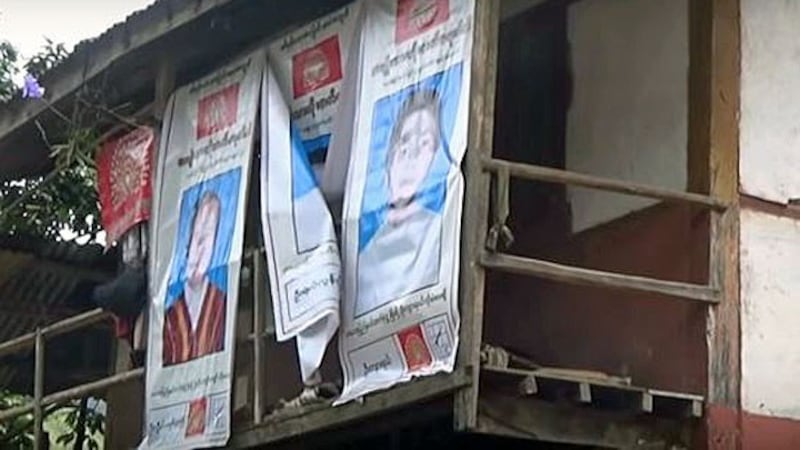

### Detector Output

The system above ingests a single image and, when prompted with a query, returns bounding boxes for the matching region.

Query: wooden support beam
[481,252,719,303]
[33,329,45,450]
[477,393,696,449]
[484,157,728,211]
[230,370,470,448]
[688,0,742,448]
[453,0,500,432]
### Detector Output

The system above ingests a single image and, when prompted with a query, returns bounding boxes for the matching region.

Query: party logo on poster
[398,325,433,371]
[184,397,207,438]
[395,0,449,43]
[196,83,240,139]
[292,36,343,99]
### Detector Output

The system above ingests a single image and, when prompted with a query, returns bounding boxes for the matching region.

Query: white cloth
[355,205,442,317]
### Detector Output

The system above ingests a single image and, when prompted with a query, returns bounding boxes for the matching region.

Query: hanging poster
[141,50,263,449]
[267,2,360,166]
[260,63,342,383]
[337,0,475,404]
[96,126,154,246]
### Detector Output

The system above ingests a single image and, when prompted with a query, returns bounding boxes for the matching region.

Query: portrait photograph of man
[355,65,463,318]
[163,169,240,367]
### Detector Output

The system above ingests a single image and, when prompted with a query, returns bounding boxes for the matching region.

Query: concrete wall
[738,2,800,447]
[740,0,800,205]
[566,0,688,232]
[740,210,800,421]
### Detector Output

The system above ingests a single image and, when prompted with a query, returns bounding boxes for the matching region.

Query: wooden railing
[480,157,728,304]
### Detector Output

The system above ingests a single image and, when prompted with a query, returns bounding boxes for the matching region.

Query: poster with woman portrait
[142,50,263,450]
[337,0,474,405]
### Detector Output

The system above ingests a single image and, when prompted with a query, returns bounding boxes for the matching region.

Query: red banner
[97,127,154,245]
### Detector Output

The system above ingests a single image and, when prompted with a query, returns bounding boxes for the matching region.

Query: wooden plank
[453,0,500,432]
[481,253,719,303]
[484,158,728,211]
[476,393,696,448]
[230,369,470,448]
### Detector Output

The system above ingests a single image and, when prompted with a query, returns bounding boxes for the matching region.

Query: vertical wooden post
[154,55,175,122]
[453,0,500,432]
[688,0,741,448]
[252,250,266,424]
[33,328,45,450]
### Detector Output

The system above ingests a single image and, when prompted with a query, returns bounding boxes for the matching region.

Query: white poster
[142,50,263,449]
[260,63,342,383]
[337,0,474,404]
[267,2,360,175]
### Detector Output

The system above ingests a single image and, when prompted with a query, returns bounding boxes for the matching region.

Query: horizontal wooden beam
[230,368,472,448]
[482,158,728,211]
[0,308,109,358]
[480,253,719,303]
[0,368,143,423]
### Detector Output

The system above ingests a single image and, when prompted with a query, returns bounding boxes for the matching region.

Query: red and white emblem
[196,83,240,139]
[292,36,343,99]
[397,325,433,372]
[396,0,449,43]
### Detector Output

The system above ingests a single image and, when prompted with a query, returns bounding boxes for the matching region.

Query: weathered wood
[454,0,500,432]
[476,393,696,449]
[252,250,266,424]
[687,0,741,448]
[483,158,728,211]
[230,369,470,448]
[33,329,45,450]
[154,56,175,122]
[481,253,719,303]
[42,368,144,406]
[0,308,108,358]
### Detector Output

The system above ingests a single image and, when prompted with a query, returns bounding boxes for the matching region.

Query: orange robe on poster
[162,283,226,366]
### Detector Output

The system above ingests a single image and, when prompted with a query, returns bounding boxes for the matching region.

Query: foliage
[0,41,18,102]
[0,390,105,450]
[0,38,117,242]
[24,39,69,79]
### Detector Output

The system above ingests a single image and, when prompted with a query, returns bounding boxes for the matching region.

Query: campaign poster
[96,126,154,246]
[267,2,360,167]
[142,50,263,449]
[337,0,475,404]
[259,64,341,383]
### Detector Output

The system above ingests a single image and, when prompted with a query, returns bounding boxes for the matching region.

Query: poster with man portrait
[142,50,263,449]
[259,63,342,384]
[336,0,474,405]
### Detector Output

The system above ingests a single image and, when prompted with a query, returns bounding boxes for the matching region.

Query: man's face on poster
[186,196,220,286]
[388,107,439,206]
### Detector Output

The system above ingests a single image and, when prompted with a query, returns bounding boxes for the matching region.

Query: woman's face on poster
[388,108,438,205]
[186,199,219,285]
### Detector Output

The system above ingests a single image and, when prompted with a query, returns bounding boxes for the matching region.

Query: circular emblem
[302,48,331,92]
[109,135,147,206]
[410,0,439,32]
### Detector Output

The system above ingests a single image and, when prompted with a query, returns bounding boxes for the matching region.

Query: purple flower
[22,74,44,99]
